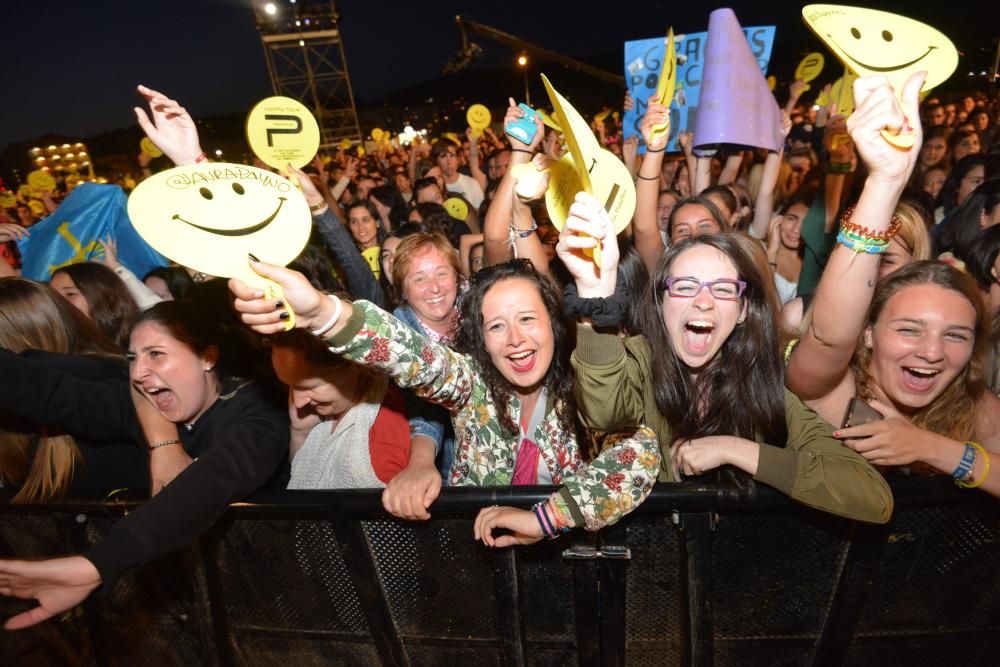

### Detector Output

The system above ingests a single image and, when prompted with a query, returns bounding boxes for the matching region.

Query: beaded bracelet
[957,442,991,489]
[838,205,902,243]
[510,218,538,239]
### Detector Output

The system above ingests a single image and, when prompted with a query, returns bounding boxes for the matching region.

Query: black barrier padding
[622,514,683,654]
[712,509,851,644]
[0,513,89,666]
[85,516,212,667]
[365,518,499,641]
[230,634,382,666]
[218,519,369,634]
[0,479,998,666]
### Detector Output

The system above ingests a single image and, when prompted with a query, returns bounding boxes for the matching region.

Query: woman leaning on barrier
[562,197,892,524]
[228,247,660,548]
[0,299,288,630]
[785,75,1000,497]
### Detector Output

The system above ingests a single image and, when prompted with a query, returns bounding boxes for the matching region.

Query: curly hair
[850,261,990,441]
[454,259,579,442]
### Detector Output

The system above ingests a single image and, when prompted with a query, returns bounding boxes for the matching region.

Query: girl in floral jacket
[231,257,660,546]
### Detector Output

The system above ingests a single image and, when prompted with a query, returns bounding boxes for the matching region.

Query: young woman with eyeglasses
[229,251,660,547]
[562,193,892,524]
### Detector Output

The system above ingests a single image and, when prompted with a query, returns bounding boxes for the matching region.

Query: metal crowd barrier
[1,472,998,666]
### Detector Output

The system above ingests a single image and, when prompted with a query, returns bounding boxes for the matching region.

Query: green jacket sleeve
[754,389,893,524]
[571,324,649,433]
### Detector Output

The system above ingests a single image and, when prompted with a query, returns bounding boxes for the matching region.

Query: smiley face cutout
[466,104,492,130]
[127,163,310,281]
[803,5,958,91]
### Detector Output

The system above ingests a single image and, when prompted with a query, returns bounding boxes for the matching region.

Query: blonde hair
[0,279,119,502]
[890,201,932,263]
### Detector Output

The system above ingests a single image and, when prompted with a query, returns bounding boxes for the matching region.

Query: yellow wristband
[958,442,991,489]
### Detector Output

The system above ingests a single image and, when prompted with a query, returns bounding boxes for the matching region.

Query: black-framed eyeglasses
[470,257,536,285]
[663,276,747,301]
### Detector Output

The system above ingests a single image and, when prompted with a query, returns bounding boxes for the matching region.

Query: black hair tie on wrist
[562,269,629,329]
[645,145,666,153]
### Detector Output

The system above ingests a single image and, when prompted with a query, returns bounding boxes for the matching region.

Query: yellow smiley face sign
[28,170,56,193]
[519,74,635,268]
[28,200,45,216]
[443,197,469,221]
[0,192,16,209]
[128,163,311,327]
[466,104,491,130]
[803,4,958,146]
[140,137,163,158]
[246,96,321,170]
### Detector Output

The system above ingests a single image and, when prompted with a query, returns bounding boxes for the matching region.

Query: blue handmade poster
[623,25,776,153]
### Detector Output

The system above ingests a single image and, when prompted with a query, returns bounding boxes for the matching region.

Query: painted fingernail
[248,253,260,262]
[279,311,290,321]
[832,430,841,438]
[274,300,284,310]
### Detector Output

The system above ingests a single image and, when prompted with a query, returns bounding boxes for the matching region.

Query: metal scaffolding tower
[254,1,362,147]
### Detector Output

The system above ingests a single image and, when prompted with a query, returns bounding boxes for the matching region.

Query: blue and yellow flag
[17,183,167,281]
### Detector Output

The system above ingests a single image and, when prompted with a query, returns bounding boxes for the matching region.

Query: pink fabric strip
[512,437,541,485]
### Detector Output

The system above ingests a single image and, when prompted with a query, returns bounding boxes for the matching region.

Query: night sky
[1,0,996,148]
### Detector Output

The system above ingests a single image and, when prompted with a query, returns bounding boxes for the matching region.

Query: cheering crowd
[0,56,998,630]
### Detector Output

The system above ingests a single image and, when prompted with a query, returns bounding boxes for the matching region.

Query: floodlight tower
[253,1,362,147]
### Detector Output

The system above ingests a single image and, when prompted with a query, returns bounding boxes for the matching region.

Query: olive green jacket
[571,325,893,524]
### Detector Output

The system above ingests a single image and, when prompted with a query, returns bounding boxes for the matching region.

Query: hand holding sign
[128,163,311,329]
[846,72,925,184]
[650,28,676,141]
[794,52,825,90]
[246,96,321,171]
[529,75,636,268]
[803,4,958,148]
[134,85,204,166]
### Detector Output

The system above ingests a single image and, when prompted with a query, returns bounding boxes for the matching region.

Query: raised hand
[229,260,329,334]
[846,73,925,184]
[133,84,204,166]
[504,97,544,152]
[639,95,671,151]
[555,192,620,298]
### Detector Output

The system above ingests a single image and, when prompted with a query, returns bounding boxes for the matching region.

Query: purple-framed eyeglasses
[663,277,747,301]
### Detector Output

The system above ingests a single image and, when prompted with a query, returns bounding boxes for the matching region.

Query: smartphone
[840,397,884,430]
[505,103,538,145]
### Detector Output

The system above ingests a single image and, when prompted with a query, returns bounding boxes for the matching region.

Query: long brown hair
[641,235,788,446]
[52,262,139,349]
[851,261,990,440]
[0,278,121,502]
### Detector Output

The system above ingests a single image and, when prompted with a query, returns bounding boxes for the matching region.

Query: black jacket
[0,348,289,585]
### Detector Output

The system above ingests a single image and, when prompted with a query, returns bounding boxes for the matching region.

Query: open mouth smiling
[827,35,936,73]
[172,196,287,236]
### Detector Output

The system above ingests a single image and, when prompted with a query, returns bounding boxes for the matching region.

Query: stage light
[265,3,276,15]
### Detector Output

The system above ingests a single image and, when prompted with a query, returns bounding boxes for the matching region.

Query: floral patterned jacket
[325,301,660,530]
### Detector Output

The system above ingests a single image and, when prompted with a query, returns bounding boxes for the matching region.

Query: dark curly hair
[454,259,579,441]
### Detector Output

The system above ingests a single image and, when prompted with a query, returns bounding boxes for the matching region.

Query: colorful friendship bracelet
[836,231,890,255]
[838,205,902,243]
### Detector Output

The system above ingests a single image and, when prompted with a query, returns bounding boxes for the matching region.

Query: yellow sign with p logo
[246,96,321,170]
